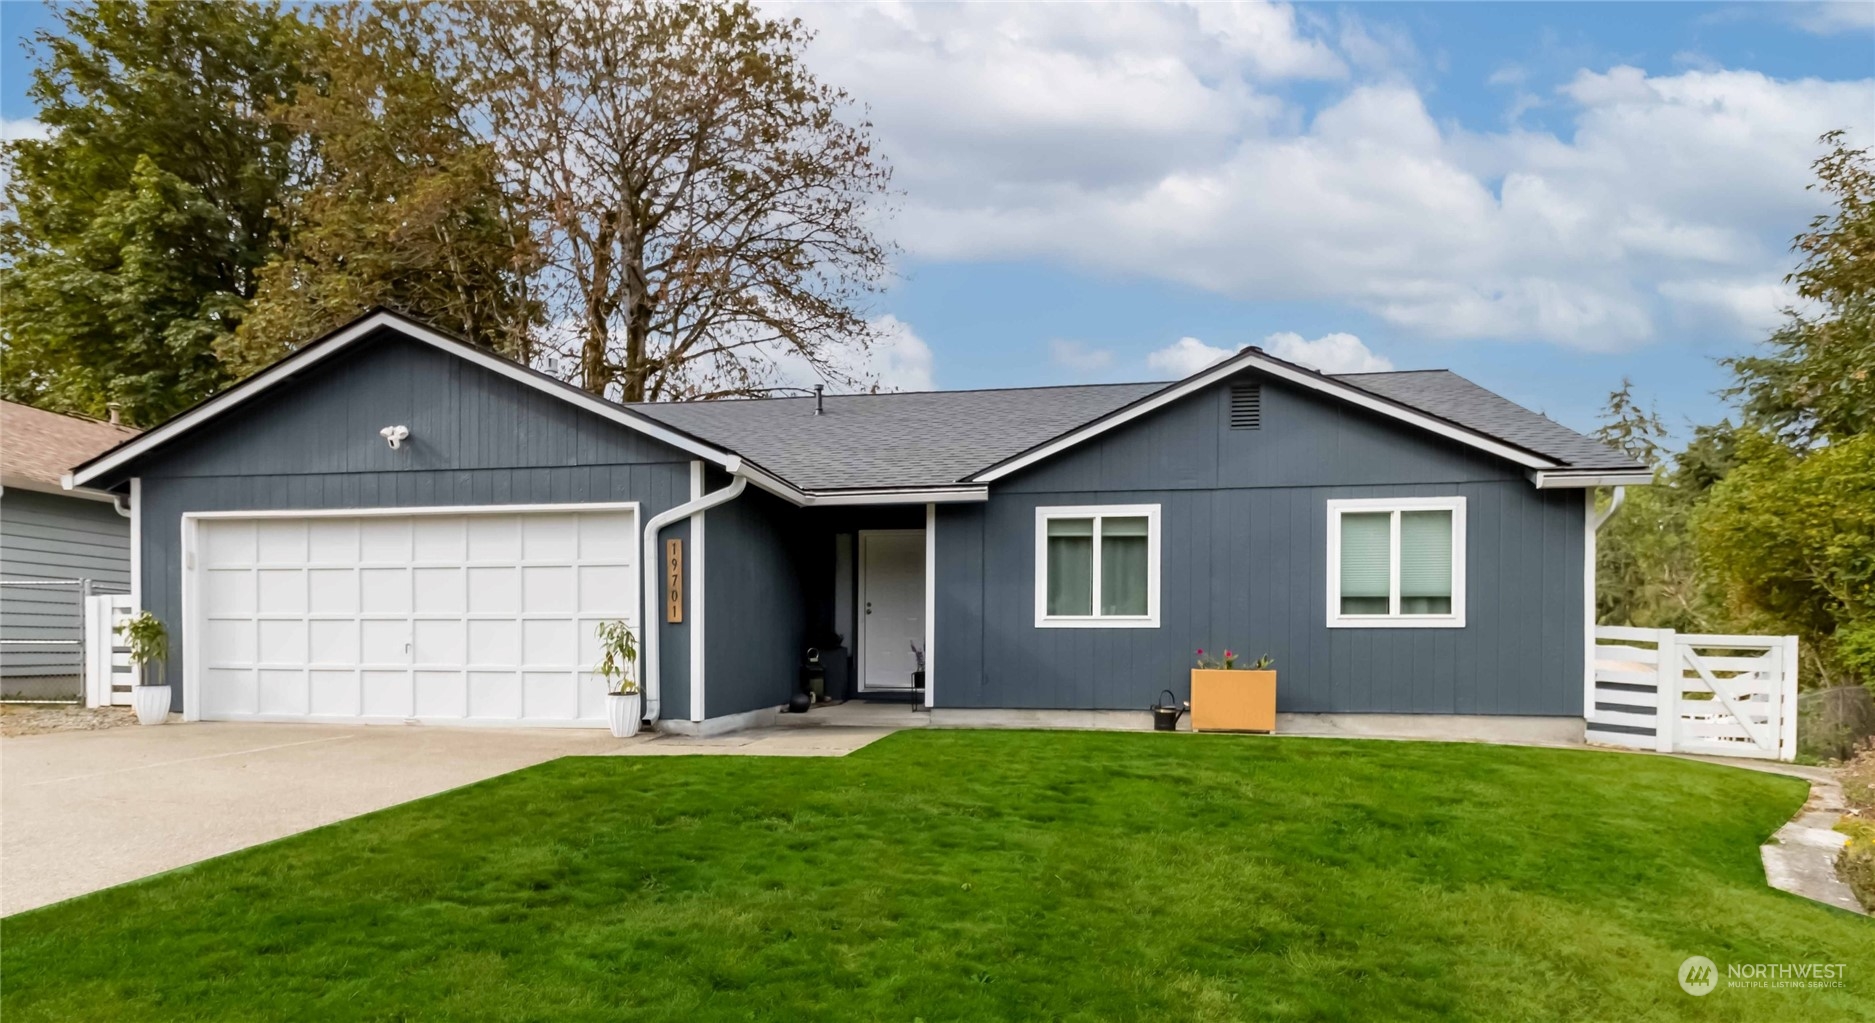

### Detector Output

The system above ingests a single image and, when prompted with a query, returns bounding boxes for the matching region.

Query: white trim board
[1324,496,1467,629]
[1032,504,1162,629]
[689,461,706,723]
[1530,469,1654,489]
[971,348,1562,484]
[68,310,741,490]
[924,504,936,709]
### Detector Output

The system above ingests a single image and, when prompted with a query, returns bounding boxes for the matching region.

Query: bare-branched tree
[439,0,895,401]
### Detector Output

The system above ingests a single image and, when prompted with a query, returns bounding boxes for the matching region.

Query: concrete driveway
[1,722,639,916]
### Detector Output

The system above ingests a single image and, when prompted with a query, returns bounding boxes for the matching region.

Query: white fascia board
[69,311,741,488]
[1530,469,1654,489]
[14,473,117,503]
[806,486,987,507]
[971,349,1561,483]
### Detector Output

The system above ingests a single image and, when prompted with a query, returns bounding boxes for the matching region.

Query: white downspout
[640,459,746,723]
[1592,485,1627,532]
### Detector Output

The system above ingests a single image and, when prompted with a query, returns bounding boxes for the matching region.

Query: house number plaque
[665,538,683,623]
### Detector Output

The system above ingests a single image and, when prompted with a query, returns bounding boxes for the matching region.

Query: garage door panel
[204,669,256,715]
[468,621,519,666]
[360,569,410,613]
[309,620,357,664]
[417,671,468,717]
[523,619,575,667]
[468,671,522,718]
[257,620,308,664]
[309,670,360,716]
[259,669,308,715]
[468,516,520,561]
[194,507,634,726]
[205,570,255,615]
[524,672,578,720]
[203,521,257,566]
[257,569,306,613]
[362,670,412,718]
[359,519,411,562]
[308,519,358,563]
[308,569,356,613]
[413,567,465,613]
[467,567,517,613]
[523,566,575,613]
[411,517,464,560]
[413,619,465,665]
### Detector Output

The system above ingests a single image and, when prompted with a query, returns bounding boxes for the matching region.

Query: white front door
[190,506,636,726]
[859,530,925,691]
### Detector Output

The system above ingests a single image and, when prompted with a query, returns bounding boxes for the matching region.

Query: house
[2,400,140,699]
[66,309,1648,739]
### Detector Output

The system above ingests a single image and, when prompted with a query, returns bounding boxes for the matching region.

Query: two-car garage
[186,506,637,727]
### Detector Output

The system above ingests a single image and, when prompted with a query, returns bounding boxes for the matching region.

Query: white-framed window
[1326,497,1466,628]
[1034,504,1161,628]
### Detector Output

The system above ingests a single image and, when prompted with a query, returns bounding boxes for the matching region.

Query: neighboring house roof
[2,400,139,498]
[68,309,1645,500]
[630,383,1164,492]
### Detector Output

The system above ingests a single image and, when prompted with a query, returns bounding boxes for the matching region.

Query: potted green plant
[117,611,171,726]
[1189,647,1276,733]
[593,620,642,738]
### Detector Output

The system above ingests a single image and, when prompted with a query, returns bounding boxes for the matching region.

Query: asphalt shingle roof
[631,367,1639,491]
[633,382,1164,491]
[2,400,140,488]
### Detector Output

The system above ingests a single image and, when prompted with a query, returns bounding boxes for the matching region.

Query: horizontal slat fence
[1587,626,1798,761]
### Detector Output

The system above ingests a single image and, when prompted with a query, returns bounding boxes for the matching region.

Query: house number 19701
[665,538,683,624]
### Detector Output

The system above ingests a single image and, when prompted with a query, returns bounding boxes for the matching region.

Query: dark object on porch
[802,648,827,703]
[785,692,813,714]
[1151,690,1184,731]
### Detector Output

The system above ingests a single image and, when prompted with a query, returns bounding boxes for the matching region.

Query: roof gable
[68,310,740,490]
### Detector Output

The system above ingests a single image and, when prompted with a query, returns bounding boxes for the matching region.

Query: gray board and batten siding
[935,368,1585,717]
[94,331,699,717]
[0,489,131,689]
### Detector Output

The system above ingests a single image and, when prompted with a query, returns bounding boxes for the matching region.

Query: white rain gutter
[1592,485,1627,532]
[640,459,747,723]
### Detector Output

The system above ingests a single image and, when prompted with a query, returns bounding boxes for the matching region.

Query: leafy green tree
[1592,384,1722,632]
[0,1,312,425]
[1724,132,1875,447]
[1697,433,1875,686]
[224,2,539,373]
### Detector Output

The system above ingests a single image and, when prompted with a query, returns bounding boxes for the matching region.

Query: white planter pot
[606,692,643,738]
[132,685,172,726]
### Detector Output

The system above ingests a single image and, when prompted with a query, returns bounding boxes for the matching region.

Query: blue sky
[6,2,1872,438]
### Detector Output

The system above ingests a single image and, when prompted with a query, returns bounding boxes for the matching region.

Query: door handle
[865,602,872,614]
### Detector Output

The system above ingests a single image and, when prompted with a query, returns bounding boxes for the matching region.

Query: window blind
[1339,512,1391,615]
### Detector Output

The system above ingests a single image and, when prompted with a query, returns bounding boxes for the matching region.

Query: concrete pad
[1,722,642,916]
[622,726,897,758]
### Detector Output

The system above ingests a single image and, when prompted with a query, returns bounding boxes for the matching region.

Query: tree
[1724,132,1875,447]
[222,2,540,374]
[438,0,895,401]
[1697,432,1875,687]
[0,1,311,425]
[1592,377,1668,468]
[1592,384,1721,632]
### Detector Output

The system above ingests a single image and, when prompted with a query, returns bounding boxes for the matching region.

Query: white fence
[1587,625,1799,761]
[83,594,137,708]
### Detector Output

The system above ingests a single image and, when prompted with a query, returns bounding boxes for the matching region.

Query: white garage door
[191,507,636,726]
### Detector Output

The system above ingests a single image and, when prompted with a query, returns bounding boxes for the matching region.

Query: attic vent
[1229,382,1262,430]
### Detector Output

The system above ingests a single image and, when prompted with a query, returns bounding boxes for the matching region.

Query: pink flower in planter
[1195,648,1204,657]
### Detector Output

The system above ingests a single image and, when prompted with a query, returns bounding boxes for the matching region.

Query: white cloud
[1147,330,1391,377]
[782,0,1870,352]
[1147,336,1237,376]
[1788,2,1875,35]
[0,118,46,141]
[1263,331,1393,373]
[867,314,936,391]
[1048,339,1116,373]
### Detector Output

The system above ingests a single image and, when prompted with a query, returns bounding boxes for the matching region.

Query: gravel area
[1,704,136,738]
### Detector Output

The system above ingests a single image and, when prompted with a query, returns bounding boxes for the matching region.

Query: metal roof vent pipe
[814,384,824,415]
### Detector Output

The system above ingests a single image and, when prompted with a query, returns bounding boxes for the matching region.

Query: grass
[3,731,1870,1021]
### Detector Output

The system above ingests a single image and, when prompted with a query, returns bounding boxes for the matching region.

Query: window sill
[1327,615,1466,629]
[1035,616,1160,630]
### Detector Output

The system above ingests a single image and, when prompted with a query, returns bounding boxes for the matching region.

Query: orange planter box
[1189,669,1277,733]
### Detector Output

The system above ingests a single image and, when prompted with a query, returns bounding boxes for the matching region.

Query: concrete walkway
[2,720,894,915]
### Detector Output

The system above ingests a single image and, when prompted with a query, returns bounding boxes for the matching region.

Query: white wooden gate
[83,594,136,708]
[1587,626,1799,761]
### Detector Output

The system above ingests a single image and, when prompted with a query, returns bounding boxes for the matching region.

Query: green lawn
[4,732,1869,1021]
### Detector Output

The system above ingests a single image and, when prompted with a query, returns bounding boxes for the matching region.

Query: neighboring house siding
[0,489,130,683]
[936,370,1585,716]
[703,476,810,717]
[123,333,697,715]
